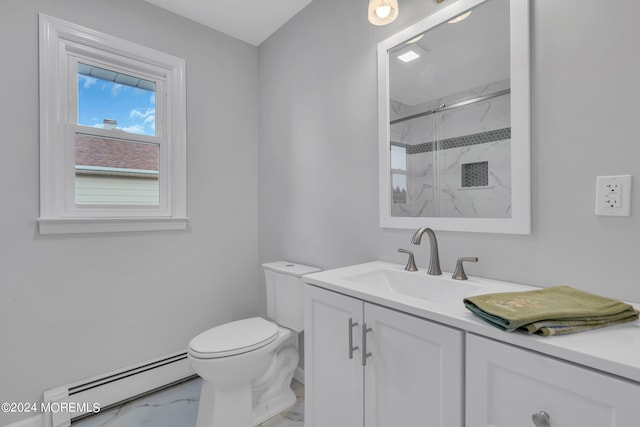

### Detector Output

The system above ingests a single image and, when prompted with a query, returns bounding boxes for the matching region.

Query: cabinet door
[466,333,640,427]
[304,285,364,427]
[364,303,464,427]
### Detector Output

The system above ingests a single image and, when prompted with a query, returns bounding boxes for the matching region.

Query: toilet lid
[188,317,279,359]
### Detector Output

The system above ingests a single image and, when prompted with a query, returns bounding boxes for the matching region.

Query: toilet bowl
[188,261,320,427]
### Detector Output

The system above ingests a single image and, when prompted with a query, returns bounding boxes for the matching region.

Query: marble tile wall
[390,80,511,219]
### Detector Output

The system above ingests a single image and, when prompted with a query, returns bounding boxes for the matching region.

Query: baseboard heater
[43,351,194,427]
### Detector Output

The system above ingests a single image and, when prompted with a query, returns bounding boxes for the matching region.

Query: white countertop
[303,261,640,383]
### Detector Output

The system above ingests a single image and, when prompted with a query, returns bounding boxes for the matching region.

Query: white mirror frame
[378,0,530,234]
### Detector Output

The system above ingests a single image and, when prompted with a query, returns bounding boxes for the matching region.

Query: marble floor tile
[72,378,304,427]
[259,380,304,427]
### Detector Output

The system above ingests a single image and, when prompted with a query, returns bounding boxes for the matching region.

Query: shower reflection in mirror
[387,0,512,219]
[389,86,511,219]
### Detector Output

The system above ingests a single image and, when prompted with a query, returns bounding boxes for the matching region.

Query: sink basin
[343,268,480,304]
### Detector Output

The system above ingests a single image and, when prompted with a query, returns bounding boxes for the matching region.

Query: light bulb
[368,0,398,26]
[375,5,391,19]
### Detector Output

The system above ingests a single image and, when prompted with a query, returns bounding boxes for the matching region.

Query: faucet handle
[452,257,478,280]
[398,248,418,272]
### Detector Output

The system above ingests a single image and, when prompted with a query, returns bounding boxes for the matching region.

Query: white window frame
[38,14,188,234]
[390,143,408,205]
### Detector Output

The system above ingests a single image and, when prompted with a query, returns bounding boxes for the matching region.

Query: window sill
[37,217,189,235]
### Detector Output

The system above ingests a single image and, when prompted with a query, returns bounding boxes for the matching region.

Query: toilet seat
[188,317,279,359]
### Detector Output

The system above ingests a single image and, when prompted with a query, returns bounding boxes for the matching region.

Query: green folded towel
[518,312,639,336]
[464,286,639,336]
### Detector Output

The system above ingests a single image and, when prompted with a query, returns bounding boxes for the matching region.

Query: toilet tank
[262,261,321,332]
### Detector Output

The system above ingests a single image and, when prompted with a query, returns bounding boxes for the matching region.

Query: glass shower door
[390,111,437,217]
[434,93,511,218]
[389,90,512,219]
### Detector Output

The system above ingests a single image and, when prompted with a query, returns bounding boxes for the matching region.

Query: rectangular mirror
[378,0,530,233]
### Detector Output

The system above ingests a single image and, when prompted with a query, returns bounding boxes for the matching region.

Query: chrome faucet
[411,227,442,275]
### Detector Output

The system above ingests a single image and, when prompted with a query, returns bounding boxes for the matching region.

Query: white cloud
[128,108,156,135]
[110,83,123,97]
[143,114,155,126]
[78,75,97,90]
[120,124,146,134]
[130,108,155,120]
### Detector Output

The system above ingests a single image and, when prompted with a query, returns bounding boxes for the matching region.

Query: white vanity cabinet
[302,261,640,427]
[304,284,363,426]
[304,285,464,427]
[466,334,640,427]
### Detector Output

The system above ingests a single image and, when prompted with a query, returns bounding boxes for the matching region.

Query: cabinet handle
[361,322,372,366]
[531,411,550,427]
[348,318,359,359]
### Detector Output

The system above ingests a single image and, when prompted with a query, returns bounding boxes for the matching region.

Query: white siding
[75,174,159,205]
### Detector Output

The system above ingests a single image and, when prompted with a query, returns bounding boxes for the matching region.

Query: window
[390,144,407,204]
[75,65,160,206]
[38,14,187,234]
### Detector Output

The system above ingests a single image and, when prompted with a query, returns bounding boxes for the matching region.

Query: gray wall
[3,0,640,424]
[258,0,640,302]
[0,1,260,424]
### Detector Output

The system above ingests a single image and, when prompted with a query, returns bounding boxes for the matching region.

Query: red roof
[75,134,158,171]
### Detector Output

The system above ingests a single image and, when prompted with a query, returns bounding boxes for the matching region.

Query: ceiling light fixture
[406,34,424,44]
[448,10,472,23]
[368,0,399,26]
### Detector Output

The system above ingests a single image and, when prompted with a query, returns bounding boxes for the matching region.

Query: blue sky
[77,74,156,136]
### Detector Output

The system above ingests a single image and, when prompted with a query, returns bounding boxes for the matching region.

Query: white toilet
[188,261,321,427]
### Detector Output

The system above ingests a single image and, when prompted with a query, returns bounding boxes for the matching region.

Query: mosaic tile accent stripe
[405,141,434,154]
[404,127,510,155]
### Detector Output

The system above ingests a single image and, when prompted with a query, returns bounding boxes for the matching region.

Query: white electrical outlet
[595,175,632,216]
[604,193,620,207]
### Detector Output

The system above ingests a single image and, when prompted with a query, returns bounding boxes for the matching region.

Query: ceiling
[389,0,509,107]
[144,0,314,46]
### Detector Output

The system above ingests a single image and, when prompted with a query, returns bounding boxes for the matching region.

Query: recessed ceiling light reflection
[398,50,420,63]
